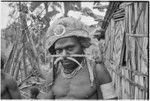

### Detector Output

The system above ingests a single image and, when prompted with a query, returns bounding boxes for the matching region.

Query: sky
[1,2,10,29]
[1,2,109,29]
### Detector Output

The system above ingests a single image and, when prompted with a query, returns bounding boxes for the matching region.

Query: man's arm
[95,63,118,99]
[7,76,22,99]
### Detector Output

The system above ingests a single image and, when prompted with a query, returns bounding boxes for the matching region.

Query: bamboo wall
[103,2,148,99]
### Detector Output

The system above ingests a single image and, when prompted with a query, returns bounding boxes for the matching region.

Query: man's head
[54,36,85,68]
[46,17,91,68]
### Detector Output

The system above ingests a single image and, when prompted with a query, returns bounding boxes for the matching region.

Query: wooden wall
[103,2,148,99]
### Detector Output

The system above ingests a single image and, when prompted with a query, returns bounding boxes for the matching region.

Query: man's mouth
[54,57,83,68]
[63,62,70,65]
[62,60,71,65]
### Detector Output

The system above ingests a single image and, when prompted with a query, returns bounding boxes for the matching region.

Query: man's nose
[61,50,69,59]
[62,49,67,56]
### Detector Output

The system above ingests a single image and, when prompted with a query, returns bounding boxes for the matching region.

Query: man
[44,17,117,99]
[1,55,22,99]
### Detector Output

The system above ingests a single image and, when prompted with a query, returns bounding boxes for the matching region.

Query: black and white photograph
[1,0,149,100]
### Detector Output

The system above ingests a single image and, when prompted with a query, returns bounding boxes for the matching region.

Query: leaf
[3,22,22,44]
[63,2,81,16]
[73,2,81,11]
[29,2,42,12]
[94,15,104,21]
[94,1,101,5]
[26,42,36,59]
[41,10,59,23]
[93,5,108,12]
[32,34,39,46]
[82,7,96,18]
[67,2,81,11]
[82,7,93,15]
[52,2,61,8]
[8,9,16,18]
[30,14,37,20]
[39,52,45,64]
[8,3,13,7]
[45,10,59,18]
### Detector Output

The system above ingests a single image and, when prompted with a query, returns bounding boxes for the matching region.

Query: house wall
[103,2,148,99]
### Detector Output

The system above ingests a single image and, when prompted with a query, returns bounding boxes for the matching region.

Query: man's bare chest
[52,67,96,99]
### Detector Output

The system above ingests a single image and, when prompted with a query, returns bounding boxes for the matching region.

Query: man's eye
[67,47,73,51]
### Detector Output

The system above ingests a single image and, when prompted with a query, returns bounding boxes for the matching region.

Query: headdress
[45,17,91,54]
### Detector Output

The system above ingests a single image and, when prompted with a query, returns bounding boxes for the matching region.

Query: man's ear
[81,42,91,49]
[80,39,91,49]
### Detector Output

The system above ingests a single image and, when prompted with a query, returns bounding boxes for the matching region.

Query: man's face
[54,36,83,69]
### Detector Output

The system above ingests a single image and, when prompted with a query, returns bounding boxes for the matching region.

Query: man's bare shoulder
[95,63,112,84]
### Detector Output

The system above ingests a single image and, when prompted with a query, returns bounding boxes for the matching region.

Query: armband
[100,82,117,99]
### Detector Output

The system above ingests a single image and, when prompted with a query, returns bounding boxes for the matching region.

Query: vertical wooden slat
[124,3,132,99]
[110,19,116,97]
[142,2,148,99]
[143,3,148,99]
[138,3,143,99]
[110,19,115,60]
[122,68,126,98]
[128,3,135,99]
[134,3,139,99]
